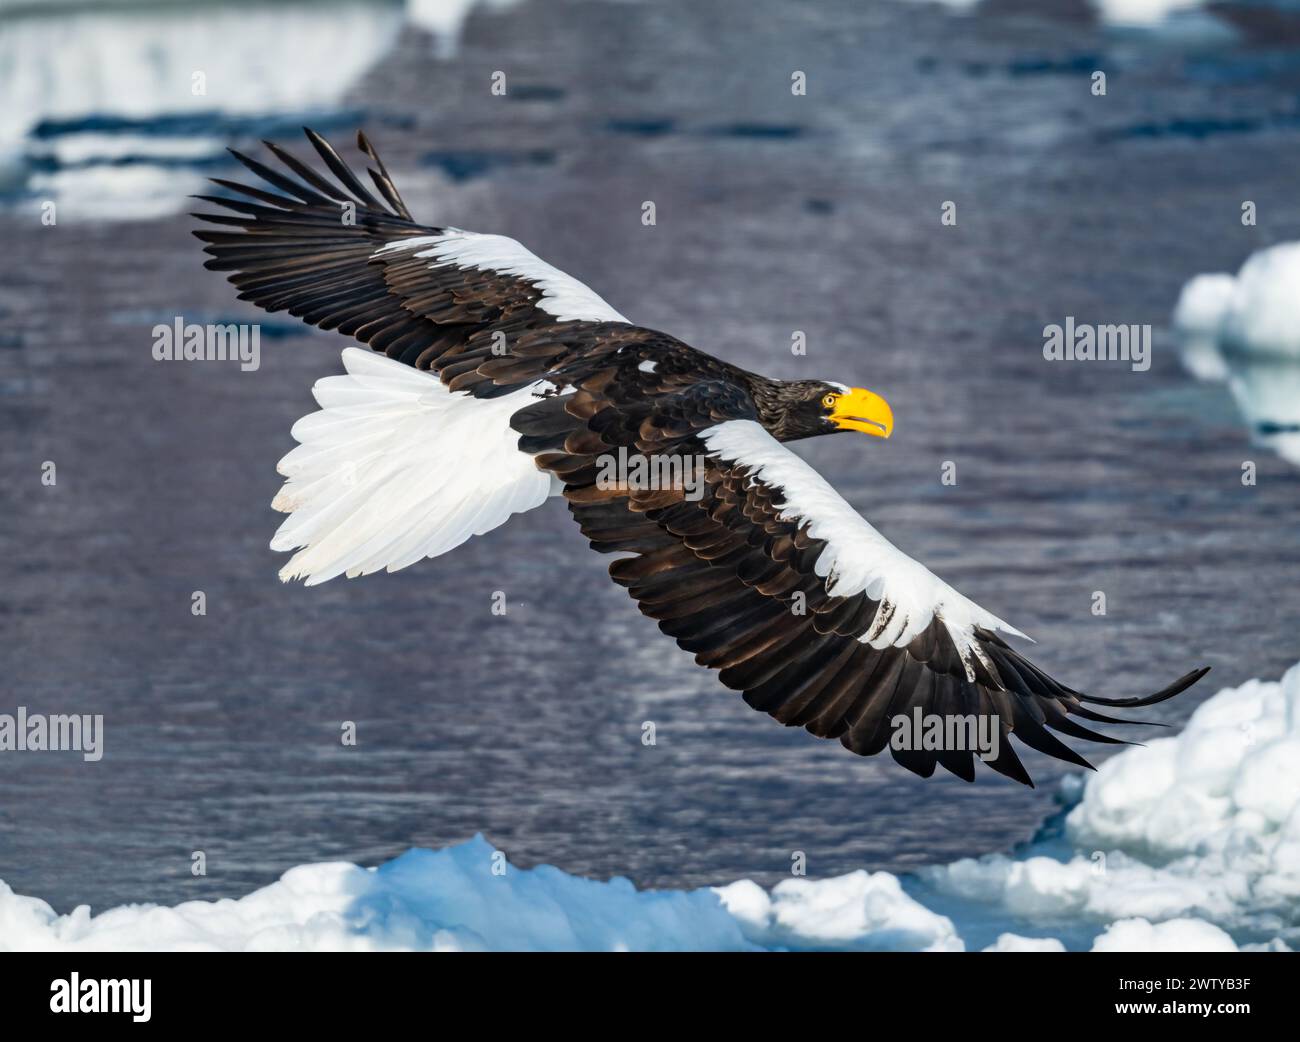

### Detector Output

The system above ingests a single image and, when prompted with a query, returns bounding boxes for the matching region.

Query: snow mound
[716,871,961,952]
[1090,917,1237,952]
[1172,272,1235,380]
[924,662,1300,950]
[982,933,1066,952]
[1067,665,1300,859]
[1174,244,1300,464]
[1092,0,1205,27]
[1219,244,1300,363]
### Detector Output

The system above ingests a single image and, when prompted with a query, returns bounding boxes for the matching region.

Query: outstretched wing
[193,129,720,581]
[192,128,635,384]
[510,369,1209,786]
[192,127,745,414]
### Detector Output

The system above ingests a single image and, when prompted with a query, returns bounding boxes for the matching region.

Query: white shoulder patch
[270,349,554,585]
[377,231,629,324]
[699,420,1028,674]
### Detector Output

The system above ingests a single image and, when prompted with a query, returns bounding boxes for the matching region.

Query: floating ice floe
[405,0,523,58]
[910,0,1226,32]
[0,0,407,221]
[3,661,1298,951]
[1174,243,1300,466]
[0,0,545,221]
[1091,0,1206,28]
[1172,273,1236,381]
[1090,917,1237,952]
[923,660,1300,951]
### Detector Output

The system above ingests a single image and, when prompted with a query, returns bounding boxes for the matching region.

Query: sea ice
[3,663,1298,952]
[1175,244,1300,464]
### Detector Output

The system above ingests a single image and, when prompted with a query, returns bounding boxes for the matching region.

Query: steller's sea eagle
[192,129,1208,786]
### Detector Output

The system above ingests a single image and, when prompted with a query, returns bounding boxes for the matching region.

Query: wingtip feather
[1080,665,1211,709]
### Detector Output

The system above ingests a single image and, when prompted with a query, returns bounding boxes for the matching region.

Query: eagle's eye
[822,393,837,409]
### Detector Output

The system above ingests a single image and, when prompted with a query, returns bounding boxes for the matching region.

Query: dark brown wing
[510,373,1209,787]
[193,128,674,395]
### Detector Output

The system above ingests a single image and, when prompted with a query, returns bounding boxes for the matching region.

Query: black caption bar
[0,953,1287,1029]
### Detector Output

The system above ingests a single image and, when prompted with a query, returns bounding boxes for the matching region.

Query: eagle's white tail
[271,348,553,585]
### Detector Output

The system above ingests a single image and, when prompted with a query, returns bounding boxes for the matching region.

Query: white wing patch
[376,231,630,324]
[271,348,554,586]
[700,420,1028,676]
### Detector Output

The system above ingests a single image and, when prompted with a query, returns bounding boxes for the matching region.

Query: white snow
[28,166,211,223]
[0,0,406,221]
[1175,244,1300,465]
[4,665,1298,951]
[982,933,1067,952]
[1091,0,1204,27]
[1091,917,1237,952]
[28,132,223,167]
[405,0,524,59]
[924,660,1300,950]
[903,0,1216,30]
[1219,243,1300,363]
[715,872,962,952]
[0,2,402,153]
[1172,273,1235,381]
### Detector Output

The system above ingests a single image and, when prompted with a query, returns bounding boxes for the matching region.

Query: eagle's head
[761,380,894,442]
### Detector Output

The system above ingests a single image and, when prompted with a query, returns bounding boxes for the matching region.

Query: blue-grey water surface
[2,0,1300,913]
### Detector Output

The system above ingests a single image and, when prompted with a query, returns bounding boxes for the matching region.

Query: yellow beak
[830,387,893,438]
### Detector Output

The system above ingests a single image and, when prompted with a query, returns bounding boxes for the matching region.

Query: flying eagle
[192,129,1208,786]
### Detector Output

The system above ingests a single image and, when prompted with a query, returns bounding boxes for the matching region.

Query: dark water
[3,0,1300,914]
